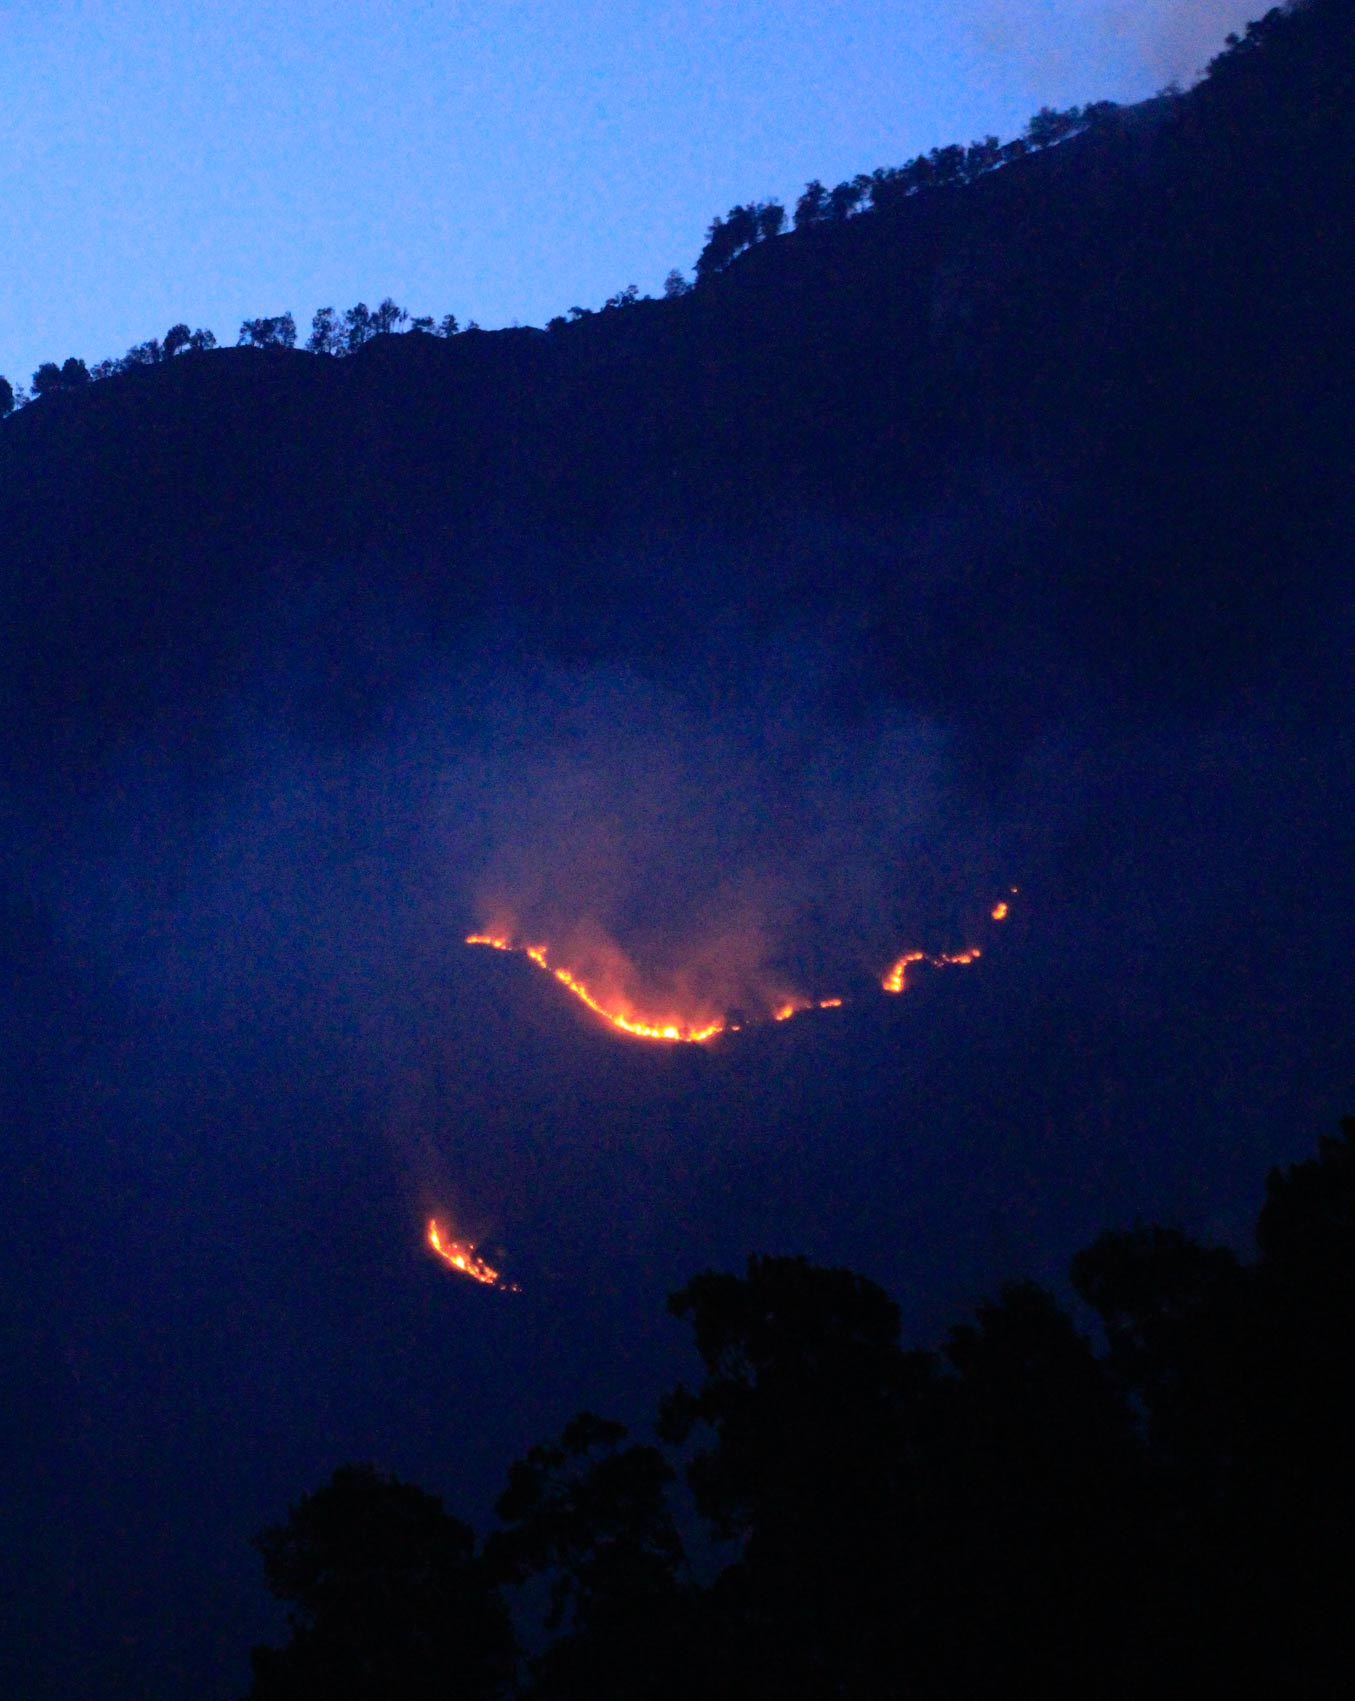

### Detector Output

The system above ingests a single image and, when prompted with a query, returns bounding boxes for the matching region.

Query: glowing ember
[427,1220,520,1292]
[992,902,1009,921]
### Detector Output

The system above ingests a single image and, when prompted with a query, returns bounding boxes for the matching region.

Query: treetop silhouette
[249,1109,1355,1697]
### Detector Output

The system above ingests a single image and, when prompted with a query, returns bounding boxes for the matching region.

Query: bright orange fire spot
[818,998,843,1009]
[992,902,1009,921]
[428,1220,520,1292]
[882,950,924,994]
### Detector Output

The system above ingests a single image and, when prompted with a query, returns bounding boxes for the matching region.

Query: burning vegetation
[427,1220,521,1292]
[466,892,1012,1045]
[439,899,1017,1288]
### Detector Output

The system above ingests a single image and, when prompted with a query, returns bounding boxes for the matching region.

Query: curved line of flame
[881,947,982,995]
[466,894,1012,1041]
[469,935,726,1041]
[428,1219,521,1292]
[446,897,1014,1271]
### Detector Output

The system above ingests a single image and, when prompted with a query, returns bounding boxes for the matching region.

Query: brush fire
[438,898,1015,1286]
[427,1220,521,1291]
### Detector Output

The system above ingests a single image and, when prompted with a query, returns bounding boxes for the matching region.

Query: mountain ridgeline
[2,0,1352,791]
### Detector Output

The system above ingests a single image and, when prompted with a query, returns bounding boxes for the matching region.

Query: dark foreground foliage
[247,1465,514,1701]
[249,1117,1355,1698]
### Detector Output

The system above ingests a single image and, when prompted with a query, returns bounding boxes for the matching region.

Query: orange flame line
[881,948,981,994]
[466,892,1013,1039]
[468,934,725,1042]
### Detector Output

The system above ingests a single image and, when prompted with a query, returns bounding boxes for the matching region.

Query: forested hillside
[4,7,1354,1697]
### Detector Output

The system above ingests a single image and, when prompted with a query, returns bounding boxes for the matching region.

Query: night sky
[4,5,1352,1699]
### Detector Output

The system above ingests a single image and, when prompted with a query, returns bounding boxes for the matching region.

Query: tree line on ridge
[0,75,1190,419]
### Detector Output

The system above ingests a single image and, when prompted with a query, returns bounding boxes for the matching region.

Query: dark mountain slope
[4,12,1355,1698]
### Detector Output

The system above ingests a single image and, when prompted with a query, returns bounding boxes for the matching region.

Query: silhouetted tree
[343,303,374,352]
[437,314,460,337]
[239,1102,1355,1699]
[695,200,784,281]
[694,214,737,280]
[306,307,343,355]
[152,322,215,358]
[929,142,968,185]
[793,179,828,227]
[238,313,297,349]
[756,201,786,240]
[1082,99,1121,129]
[0,375,12,416]
[490,1413,691,1699]
[1245,1116,1355,1686]
[935,1282,1143,1692]
[660,1256,939,1696]
[965,134,1003,177]
[1069,1116,1355,1691]
[1025,104,1084,148]
[827,178,864,219]
[247,1464,514,1701]
[863,165,907,211]
[29,357,89,393]
[662,269,692,298]
[118,337,161,367]
[1073,1225,1247,1458]
[370,297,408,336]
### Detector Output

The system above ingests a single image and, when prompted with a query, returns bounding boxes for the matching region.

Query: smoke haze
[970,0,1261,88]
[4,534,1352,1701]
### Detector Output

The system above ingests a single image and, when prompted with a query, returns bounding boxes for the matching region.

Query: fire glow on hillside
[466,935,726,1041]
[466,892,1012,1044]
[439,896,1015,1284]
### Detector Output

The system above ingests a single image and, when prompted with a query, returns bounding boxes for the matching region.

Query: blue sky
[3,0,1257,390]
